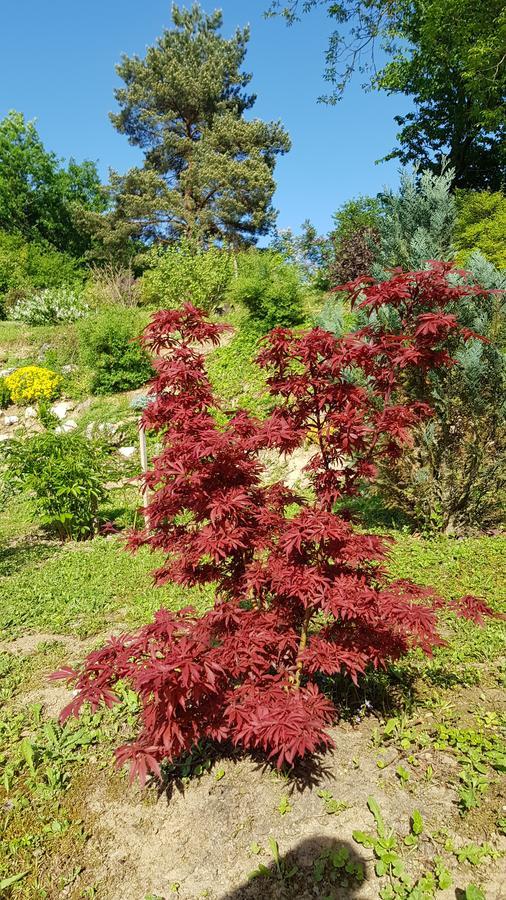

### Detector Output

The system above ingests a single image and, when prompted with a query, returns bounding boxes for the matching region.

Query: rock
[61,364,78,375]
[4,415,19,426]
[24,406,37,419]
[118,446,136,459]
[37,343,51,361]
[0,367,16,378]
[0,433,10,442]
[50,401,75,420]
[55,419,77,434]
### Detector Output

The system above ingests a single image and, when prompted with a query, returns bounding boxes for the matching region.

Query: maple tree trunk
[294,608,312,689]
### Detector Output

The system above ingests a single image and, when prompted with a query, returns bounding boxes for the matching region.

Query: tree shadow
[156,741,335,806]
[0,538,57,577]
[218,837,369,899]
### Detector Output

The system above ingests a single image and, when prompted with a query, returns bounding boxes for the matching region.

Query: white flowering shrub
[11,286,89,326]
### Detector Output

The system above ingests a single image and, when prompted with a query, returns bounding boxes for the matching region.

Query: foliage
[0,377,11,409]
[55,288,497,781]
[206,324,271,419]
[270,2,506,188]
[77,308,153,395]
[226,251,304,330]
[269,220,333,287]
[325,195,382,286]
[1,432,109,540]
[0,111,105,256]
[375,167,456,271]
[11,286,89,326]
[109,3,290,247]
[0,231,84,313]
[370,256,506,533]
[141,240,232,311]
[83,262,141,309]
[353,797,454,897]
[376,0,506,189]
[455,191,506,269]
[5,365,61,406]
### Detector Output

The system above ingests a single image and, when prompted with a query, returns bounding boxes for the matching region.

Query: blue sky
[0,0,412,236]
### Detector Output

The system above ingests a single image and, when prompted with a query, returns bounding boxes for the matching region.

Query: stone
[4,415,19,426]
[61,364,78,375]
[0,367,16,378]
[55,419,78,434]
[24,406,37,419]
[50,401,75,420]
[0,433,10,442]
[118,446,136,459]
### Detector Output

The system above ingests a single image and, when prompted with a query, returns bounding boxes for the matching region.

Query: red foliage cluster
[54,264,497,782]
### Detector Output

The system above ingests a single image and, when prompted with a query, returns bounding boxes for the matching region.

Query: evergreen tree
[375,167,457,271]
[109,4,290,247]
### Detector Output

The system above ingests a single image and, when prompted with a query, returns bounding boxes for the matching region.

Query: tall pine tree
[109,4,290,247]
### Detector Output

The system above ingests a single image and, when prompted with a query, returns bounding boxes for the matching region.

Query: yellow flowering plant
[5,366,62,406]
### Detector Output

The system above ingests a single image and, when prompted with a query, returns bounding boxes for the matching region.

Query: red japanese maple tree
[54,264,496,783]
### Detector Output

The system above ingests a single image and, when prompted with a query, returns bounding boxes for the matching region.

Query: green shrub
[455,191,506,269]
[0,231,84,314]
[141,240,232,311]
[0,377,11,409]
[11,285,89,325]
[1,432,109,540]
[226,251,304,331]
[78,308,153,395]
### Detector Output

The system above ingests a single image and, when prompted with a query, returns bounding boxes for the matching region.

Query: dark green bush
[78,308,153,395]
[227,251,304,331]
[0,377,11,409]
[2,432,109,540]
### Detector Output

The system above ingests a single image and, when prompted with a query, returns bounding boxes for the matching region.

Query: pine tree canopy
[109,3,291,247]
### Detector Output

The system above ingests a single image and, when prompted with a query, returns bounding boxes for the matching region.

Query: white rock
[61,364,78,375]
[0,433,10,442]
[0,367,15,378]
[4,415,19,426]
[50,401,74,420]
[118,446,136,459]
[55,419,77,434]
[24,406,37,419]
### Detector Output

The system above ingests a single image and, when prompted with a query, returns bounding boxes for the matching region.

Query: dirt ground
[17,663,506,900]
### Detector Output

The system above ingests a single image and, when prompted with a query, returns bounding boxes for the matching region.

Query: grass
[207,324,271,419]
[0,510,213,641]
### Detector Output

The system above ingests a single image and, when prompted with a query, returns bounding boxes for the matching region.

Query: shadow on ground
[218,838,369,900]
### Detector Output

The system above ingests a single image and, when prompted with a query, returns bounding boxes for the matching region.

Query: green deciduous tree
[110,3,290,248]
[269,1,505,189]
[455,191,506,269]
[0,111,105,257]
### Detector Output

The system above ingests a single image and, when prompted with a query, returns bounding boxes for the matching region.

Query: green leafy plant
[277,795,292,816]
[312,844,365,886]
[317,789,349,815]
[2,431,110,540]
[249,836,298,882]
[226,250,304,331]
[353,797,448,899]
[78,307,153,395]
[0,376,11,409]
[141,240,232,312]
[11,285,89,326]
